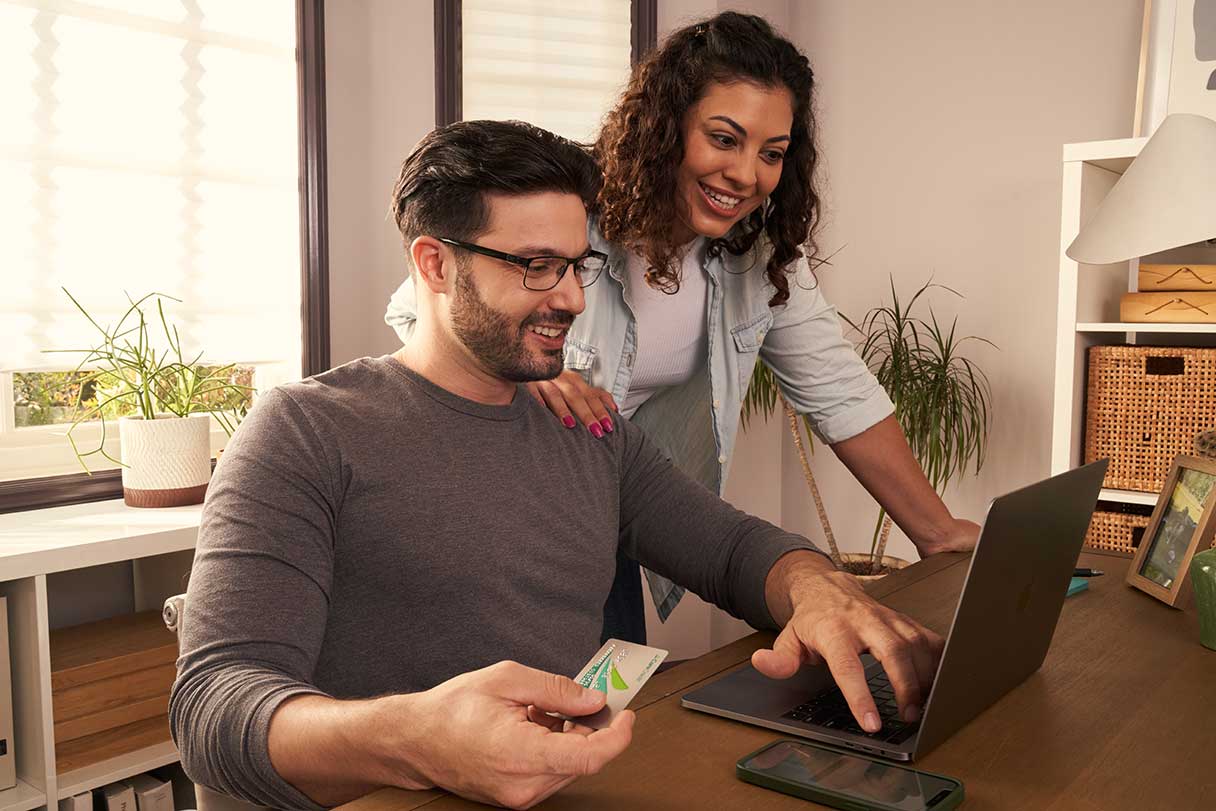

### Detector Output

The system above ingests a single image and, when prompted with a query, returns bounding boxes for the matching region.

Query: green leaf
[44,290,257,472]
[842,276,996,557]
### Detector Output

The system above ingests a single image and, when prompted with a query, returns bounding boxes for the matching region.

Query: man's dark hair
[390,120,602,268]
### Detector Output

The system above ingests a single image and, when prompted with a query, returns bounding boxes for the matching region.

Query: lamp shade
[1066,114,1216,265]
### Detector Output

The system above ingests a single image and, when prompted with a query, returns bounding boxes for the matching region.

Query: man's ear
[410,236,453,294]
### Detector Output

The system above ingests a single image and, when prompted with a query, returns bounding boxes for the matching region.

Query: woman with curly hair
[385,12,977,643]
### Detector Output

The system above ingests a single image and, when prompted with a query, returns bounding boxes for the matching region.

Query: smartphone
[737,739,964,811]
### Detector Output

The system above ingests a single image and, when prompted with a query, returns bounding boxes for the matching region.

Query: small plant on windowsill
[48,289,253,508]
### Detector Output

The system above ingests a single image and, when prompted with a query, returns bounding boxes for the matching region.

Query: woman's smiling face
[674,80,794,242]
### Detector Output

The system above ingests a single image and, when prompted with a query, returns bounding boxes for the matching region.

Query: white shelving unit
[0,501,201,811]
[54,741,180,801]
[1052,136,1216,506]
[0,780,45,811]
[1076,322,1216,334]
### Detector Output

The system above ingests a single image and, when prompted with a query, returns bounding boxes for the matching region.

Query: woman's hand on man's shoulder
[526,369,619,440]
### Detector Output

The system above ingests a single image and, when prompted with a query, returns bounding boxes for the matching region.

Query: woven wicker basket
[1084,510,1151,556]
[1085,346,1216,492]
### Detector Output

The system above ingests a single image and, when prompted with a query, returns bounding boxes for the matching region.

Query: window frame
[0,0,330,515]
[434,0,658,127]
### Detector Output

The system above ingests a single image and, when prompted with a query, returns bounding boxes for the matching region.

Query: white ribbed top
[620,241,710,418]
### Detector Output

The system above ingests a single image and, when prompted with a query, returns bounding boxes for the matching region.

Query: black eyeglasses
[438,238,608,291]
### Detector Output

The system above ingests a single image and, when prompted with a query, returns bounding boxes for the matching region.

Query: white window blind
[462,0,633,143]
[0,0,303,480]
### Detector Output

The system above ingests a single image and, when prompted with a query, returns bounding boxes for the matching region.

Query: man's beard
[450,267,572,382]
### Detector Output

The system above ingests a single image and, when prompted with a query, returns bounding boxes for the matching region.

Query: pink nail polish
[562,415,576,428]
[600,417,614,433]
[590,423,604,439]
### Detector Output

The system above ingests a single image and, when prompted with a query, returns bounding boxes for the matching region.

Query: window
[0,1,327,501]
[462,0,633,142]
[439,0,656,139]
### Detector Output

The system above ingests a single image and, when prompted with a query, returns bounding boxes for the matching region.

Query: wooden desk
[339,551,1214,810]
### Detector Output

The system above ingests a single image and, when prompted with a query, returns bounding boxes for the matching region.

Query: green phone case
[736,739,965,811]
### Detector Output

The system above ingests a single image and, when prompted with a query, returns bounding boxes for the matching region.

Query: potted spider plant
[742,278,993,577]
[49,290,253,507]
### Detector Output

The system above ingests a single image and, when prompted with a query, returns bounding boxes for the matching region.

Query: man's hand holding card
[561,639,668,729]
[388,660,636,809]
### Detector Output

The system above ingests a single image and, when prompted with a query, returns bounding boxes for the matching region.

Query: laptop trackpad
[684,662,844,717]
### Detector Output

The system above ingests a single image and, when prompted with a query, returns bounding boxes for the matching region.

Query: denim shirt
[384,220,893,623]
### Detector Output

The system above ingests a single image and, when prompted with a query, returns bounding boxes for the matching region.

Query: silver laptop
[682,460,1108,761]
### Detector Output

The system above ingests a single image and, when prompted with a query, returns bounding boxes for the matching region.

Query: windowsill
[0,497,202,581]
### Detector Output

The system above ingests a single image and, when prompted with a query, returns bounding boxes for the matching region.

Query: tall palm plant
[741,278,994,574]
[845,279,994,570]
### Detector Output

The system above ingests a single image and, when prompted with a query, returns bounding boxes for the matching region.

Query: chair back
[163,595,270,811]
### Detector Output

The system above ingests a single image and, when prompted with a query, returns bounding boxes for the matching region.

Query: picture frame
[1134,0,1216,137]
[1127,454,1216,607]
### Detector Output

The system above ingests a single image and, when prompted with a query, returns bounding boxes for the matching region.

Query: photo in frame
[1135,0,1216,136]
[1127,454,1216,606]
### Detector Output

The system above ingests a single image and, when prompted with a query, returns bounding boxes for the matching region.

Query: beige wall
[781,0,1143,559]
[326,0,434,367]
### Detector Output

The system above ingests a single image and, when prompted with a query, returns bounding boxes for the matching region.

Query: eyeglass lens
[524,255,606,290]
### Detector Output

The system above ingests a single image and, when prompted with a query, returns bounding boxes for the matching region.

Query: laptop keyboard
[781,670,920,745]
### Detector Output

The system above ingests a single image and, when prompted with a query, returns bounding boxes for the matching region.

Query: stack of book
[63,771,176,811]
[51,611,178,773]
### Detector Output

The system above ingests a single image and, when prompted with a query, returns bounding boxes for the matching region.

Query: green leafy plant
[13,373,66,427]
[842,278,994,572]
[740,277,994,574]
[47,289,254,473]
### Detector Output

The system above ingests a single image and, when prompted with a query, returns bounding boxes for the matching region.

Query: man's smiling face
[448,191,590,382]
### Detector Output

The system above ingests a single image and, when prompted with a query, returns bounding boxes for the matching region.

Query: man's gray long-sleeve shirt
[169,356,821,809]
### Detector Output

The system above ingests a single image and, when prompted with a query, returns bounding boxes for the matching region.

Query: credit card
[564,638,668,729]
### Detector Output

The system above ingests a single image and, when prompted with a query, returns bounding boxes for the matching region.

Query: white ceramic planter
[118,413,211,507]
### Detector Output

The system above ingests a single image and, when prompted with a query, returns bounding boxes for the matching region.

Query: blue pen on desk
[1073,567,1104,577]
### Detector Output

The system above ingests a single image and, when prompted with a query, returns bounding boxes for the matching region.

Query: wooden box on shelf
[50,611,177,774]
[1119,292,1216,323]
[1137,264,1216,291]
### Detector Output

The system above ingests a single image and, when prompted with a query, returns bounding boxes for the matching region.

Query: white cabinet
[1052,136,1216,506]
[0,502,200,811]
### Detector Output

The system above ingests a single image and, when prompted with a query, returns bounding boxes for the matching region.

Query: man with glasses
[171,120,943,811]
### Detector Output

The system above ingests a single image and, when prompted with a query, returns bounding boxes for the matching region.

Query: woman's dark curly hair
[593,12,820,306]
